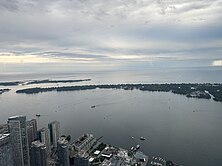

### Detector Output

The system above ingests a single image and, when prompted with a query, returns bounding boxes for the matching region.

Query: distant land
[16,83,222,102]
[0,79,91,86]
[0,88,10,94]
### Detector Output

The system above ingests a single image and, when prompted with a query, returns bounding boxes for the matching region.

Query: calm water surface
[0,70,222,166]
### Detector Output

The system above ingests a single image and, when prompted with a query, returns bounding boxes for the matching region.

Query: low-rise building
[148,156,166,166]
[72,134,96,152]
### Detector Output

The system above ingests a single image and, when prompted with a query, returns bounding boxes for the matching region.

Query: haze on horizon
[0,0,222,74]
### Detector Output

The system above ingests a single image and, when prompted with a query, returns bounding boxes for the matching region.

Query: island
[0,79,91,86]
[0,88,10,94]
[15,83,222,102]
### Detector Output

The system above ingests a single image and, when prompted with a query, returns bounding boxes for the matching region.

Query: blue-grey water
[0,69,222,166]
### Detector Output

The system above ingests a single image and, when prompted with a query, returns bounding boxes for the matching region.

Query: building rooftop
[110,157,122,166]
[94,150,101,155]
[8,115,25,120]
[148,156,166,166]
[89,157,94,162]
[49,121,59,124]
[27,119,36,124]
[58,136,69,145]
[39,127,48,132]
[73,133,94,147]
[31,140,45,148]
[0,133,10,140]
[134,151,146,160]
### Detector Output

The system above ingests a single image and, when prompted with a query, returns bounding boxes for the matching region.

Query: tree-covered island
[16,83,222,102]
[0,88,10,94]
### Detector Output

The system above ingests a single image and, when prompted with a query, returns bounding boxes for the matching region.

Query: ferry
[136,144,140,149]
[140,137,146,141]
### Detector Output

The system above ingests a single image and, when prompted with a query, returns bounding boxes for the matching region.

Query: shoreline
[15,83,222,102]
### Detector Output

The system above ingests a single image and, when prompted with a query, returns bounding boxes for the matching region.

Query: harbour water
[0,69,222,166]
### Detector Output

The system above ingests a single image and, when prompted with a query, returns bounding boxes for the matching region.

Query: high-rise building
[48,121,60,148]
[38,127,51,155]
[57,136,70,166]
[27,119,37,139]
[8,115,30,166]
[27,119,37,148]
[27,126,35,148]
[30,140,47,166]
[0,134,13,166]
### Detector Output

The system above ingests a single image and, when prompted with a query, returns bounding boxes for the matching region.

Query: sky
[0,0,222,73]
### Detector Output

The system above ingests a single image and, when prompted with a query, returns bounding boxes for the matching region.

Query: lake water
[0,69,222,166]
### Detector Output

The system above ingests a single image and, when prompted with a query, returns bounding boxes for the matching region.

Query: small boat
[140,137,146,141]
[136,144,140,149]
[36,114,41,117]
[91,105,96,108]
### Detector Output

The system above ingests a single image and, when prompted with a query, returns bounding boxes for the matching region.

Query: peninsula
[16,83,222,102]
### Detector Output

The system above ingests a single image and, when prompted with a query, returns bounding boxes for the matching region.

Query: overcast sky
[0,0,222,73]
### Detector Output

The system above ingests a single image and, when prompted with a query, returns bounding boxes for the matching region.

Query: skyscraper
[30,140,47,166]
[27,119,37,139]
[27,119,38,148]
[57,136,70,166]
[8,115,30,166]
[48,121,60,148]
[38,127,51,155]
[27,125,35,148]
[0,134,13,166]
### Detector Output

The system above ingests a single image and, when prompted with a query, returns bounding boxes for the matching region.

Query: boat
[36,114,41,117]
[91,105,96,108]
[140,137,146,141]
[136,144,140,150]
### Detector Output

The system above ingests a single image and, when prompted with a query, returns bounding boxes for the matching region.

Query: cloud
[0,0,19,11]
[0,0,222,72]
